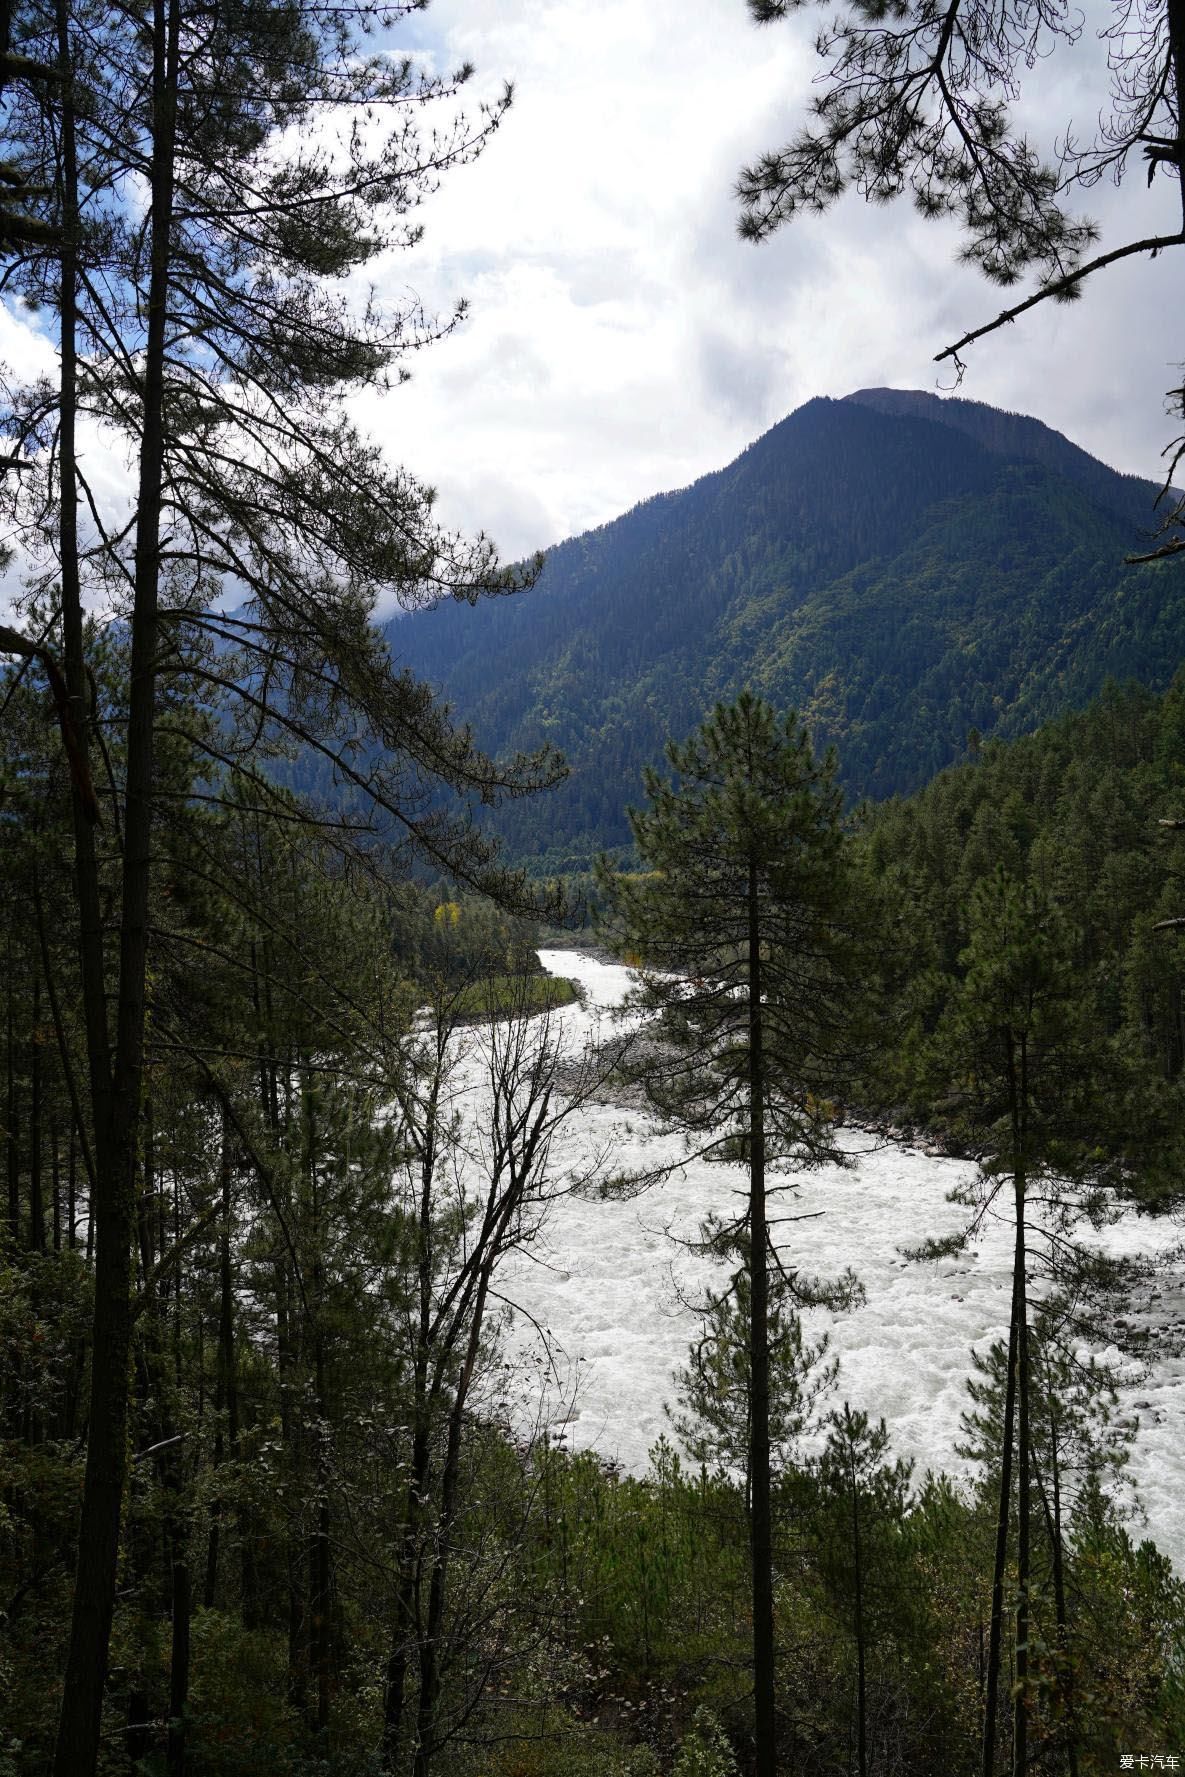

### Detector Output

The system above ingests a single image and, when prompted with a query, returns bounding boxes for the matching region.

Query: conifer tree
[598,691,872,1777]
[961,1294,1136,1777]
[670,1260,836,1511]
[0,7,562,1769]
[812,1403,915,1777]
[927,869,1120,1777]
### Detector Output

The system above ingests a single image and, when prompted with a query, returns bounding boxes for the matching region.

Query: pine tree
[0,8,562,1769]
[811,1403,915,1777]
[670,1260,836,1511]
[960,1294,1136,1777]
[928,868,1120,1777]
[598,691,873,1777]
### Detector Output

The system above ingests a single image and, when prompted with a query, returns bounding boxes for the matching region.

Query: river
[485,951,1185,1570]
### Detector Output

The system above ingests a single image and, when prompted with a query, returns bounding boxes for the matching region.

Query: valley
[5,0,1185,1760]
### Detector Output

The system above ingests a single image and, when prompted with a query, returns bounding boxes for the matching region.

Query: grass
[452,973,581,1021]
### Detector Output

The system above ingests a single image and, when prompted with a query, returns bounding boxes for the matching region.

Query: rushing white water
[487,951,1185,1571]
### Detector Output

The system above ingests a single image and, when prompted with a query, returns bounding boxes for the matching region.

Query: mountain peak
[843,386,1162,528]
[386,387,1179,871]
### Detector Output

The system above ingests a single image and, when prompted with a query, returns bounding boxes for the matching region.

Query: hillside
[842,387,1172,529]
[856,675,1185,1190]
[388,392,1182,871]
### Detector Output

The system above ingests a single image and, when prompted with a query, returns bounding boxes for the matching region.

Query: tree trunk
[32,861,96,1200]
[51,1118,61,1253]
[382,1391,429,1768]
[6,963,18,1245]
[1169,0,1185,231]
[1036,1412,1077,1777]
[163,1337,191,1777]
[163,1142,190,1777]
[383,1074,441,1770]
[1012,1034,1031,1777]
[167,1533,191,1777]
[29,969,43,1252]
[311,1490,332,1737]
[747,849,777,1777]
[850,1429,867,1777]
[276,1249,307,1713]
[303,1074,334,1740]
[144,1223,191,1777]
[311,1336,333,1738]
[412,1248,499,1777]
[53,2,181,1767]
[981,1261,1020,1777]
[53,24,110,1135]
[1012,1188,1030,1776]
[204,1112,239,1610]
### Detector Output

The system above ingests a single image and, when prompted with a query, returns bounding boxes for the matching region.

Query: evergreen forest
[1,3,1184,1777]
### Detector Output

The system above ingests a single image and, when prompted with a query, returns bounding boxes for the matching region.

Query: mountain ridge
[843,387,1172,530]
[385,391,1183,872]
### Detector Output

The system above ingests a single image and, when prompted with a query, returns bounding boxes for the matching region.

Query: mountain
[842,387,1169,529]
[387,392,1184,873]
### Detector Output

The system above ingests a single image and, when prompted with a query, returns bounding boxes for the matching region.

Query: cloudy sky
[1,0,1179,582]
[342,0,1185,563]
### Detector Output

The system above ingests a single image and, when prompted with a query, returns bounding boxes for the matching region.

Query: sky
[340,0,1185,563]
[1,0,1181,583]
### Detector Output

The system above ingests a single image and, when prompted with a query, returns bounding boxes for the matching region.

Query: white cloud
[0,301,56,383]
[5,0,1180,599]
[356,0,1185,565]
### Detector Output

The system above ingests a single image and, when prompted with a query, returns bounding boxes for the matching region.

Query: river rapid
[480,951,1185,1570]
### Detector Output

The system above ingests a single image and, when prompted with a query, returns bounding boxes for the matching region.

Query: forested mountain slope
[858,676,1185,1184]
[388,394,1181,872]
[843,387,1171,529]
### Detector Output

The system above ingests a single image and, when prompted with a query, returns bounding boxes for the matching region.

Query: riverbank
[447,970,582,1025]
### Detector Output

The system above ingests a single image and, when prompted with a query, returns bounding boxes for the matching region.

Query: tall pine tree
[598,691,872,1777]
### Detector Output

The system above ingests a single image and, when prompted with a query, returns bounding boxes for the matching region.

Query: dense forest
[2,0,1185,1774]
[5,641,1185,1777]
[858,677,1185,1185]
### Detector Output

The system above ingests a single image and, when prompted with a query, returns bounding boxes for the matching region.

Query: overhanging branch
[936,231,1185,366]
